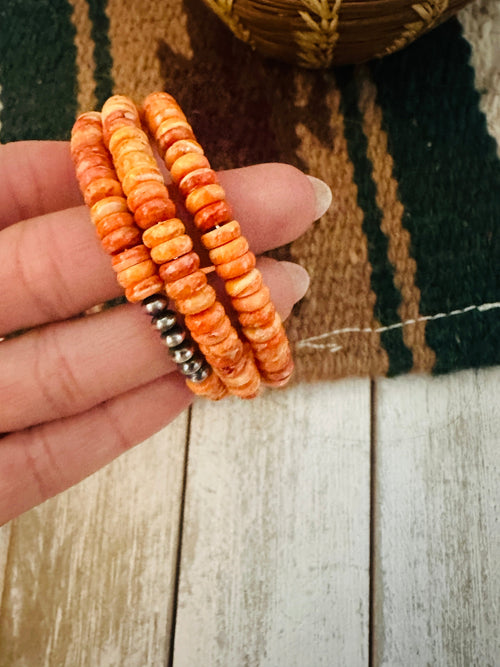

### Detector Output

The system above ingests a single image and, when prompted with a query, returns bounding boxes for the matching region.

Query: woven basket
[201,0,472,67]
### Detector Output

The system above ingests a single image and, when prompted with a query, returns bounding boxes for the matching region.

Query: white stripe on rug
[459,0,500,154]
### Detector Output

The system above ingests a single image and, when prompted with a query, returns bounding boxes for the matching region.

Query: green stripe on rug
[0,0,77,142]
[87,0,114,107]
[337,67,413,377]
[370,19,500,374]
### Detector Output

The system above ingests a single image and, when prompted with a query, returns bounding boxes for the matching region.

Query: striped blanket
[1,0,499,382]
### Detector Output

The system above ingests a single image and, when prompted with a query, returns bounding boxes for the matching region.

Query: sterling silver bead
[169,344,195,364]
[179,355,204,376]
[187,364,211,383]
[153,311,177,333]
[142,293,169,316]
[162,326,186,348]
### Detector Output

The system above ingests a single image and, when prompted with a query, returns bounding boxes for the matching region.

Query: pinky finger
[0,372,193,524]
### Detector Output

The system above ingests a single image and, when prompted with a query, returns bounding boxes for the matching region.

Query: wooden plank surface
[372,367,500,666]
[172,379,371,667]
[1,368,498,666]
[0,415,188,667]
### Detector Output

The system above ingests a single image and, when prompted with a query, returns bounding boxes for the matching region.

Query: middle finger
[0,164,318,335]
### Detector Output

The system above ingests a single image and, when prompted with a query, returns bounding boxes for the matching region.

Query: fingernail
[307,175,333,220]
[280,261,311,302]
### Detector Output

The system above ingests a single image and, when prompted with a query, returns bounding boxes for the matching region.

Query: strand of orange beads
[142,92,294,387]
[70,111,226,400]
[100,95,261,399]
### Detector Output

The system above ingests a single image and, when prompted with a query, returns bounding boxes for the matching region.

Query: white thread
[297,301,500,352]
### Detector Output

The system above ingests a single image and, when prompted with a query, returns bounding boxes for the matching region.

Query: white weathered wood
[0,415,188,667]
[173,379,371,667]
[373,367,500,666]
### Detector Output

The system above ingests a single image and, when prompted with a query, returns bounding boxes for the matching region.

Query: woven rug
[1,0,499,383]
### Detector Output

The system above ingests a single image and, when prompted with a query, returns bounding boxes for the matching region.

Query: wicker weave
[201,0,472,67]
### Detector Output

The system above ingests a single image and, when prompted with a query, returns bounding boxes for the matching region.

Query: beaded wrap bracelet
[70,92,293,400]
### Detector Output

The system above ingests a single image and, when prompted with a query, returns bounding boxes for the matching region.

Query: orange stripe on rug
[357,71,436,373]
[69,0,97,113]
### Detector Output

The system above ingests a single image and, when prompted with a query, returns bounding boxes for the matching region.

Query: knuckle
[34,326,87,417]
[15,218,76,322]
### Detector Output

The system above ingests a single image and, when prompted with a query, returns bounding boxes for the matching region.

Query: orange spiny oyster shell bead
[166,270,207,301]
[214,354,261,394]
[224,269,263,298]
[150,234,193,264]
[261,358,295,387]
[134,196,177,230]
[175,283,217,315]
[95,211,134,238]
[159,251,200,283]
[201,220,241,250]
[127,181,168,212]
[193,315,232,346]
[125,275,164,303]
[121,168,164,197]
[108,128,149,158]
[184,302,226,335]
[242,312,284,343]
[238,301,275,328]
[170,153,211,185]
[142,218,185,248]
[208,236,248,265]
[226,374,261,399]
[199,329,244,367]
[142,91,184,127]
[194,200,233,232]
[155,116,194,152]
[215,251,256,280]
[90,195,128,224]
[185,183,226,216]
[186,372,227,400]
[101,225,142,254]
[116,258,156,288]
[163,139,204,169]
[111,245,150,273]
[251,329,288,353]
[178,167,218,198]
[101,95,140,130]
[83,177,122,207]
[231,284,271,312]
[147,105,186,136]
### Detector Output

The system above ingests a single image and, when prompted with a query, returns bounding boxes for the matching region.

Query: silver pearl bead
[179,355,204,376]
[187,364,211,383]
[162,326,186,348]
[170,344,195,364]
[142,294,169,316]
[153,311,177,333]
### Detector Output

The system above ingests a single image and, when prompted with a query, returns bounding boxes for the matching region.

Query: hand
[0,141,327,524]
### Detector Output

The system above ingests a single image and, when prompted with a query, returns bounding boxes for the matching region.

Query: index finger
[0,141,83,230]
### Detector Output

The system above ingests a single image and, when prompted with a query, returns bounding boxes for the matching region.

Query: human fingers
[0,163,328,334]
[0,258,308,432]
[0,142,82,230]
[0,372,192,525]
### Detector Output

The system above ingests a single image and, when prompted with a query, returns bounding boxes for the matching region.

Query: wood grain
[372,367,500,666]
[172,379,371,667]
[0,416,188,667]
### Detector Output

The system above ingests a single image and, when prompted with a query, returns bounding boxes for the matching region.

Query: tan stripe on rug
[289,73,389,381]
[107,0,193,100]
